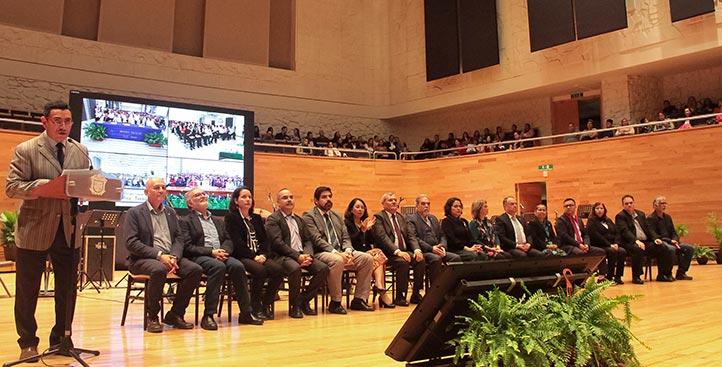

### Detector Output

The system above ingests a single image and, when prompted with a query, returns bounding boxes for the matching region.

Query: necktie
[392,213,406,250]
[324,213,340,250]
[56,143,64,167]
[571,216,583,244]
[511,215,526,244]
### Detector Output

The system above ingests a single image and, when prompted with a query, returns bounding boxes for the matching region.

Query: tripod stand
[80,210,121,292]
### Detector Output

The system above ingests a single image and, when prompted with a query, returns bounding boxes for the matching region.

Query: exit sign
[570,92,584,99]
[538,164,554,171]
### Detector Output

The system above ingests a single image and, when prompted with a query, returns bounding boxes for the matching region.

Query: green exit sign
[570,92,584,99]
[538,164,554,171]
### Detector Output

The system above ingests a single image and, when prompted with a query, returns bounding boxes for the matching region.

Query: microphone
[68,138,93,170]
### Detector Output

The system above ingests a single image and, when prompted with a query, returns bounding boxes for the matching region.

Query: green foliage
[692,245,716,261]
[706,213,722,250]
[0,211,18,248]
[82,122,108,140]
[452,276,643,367]
[143,132,167,147]
[674,224,689,240]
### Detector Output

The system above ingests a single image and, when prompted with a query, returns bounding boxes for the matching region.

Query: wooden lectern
[31,169,123,202]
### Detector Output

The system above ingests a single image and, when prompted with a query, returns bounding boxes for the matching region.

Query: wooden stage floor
[0,265,720,366]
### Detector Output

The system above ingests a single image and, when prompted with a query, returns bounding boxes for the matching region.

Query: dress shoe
[613,277,625,285]
[631,278,645,285]
[253,310,267,320]
[19,346,40,363]
[394,298,410,307]
[289,306,304,319]
[201,315,218,330]
[163,311,194,329]
[379,299,396,308]
[239,311,264,325]
[656,275,674,282]
[410,293,424,304]
[301,302,317,316]
[676,273,693,280]
[349,298,375,311]
[146,318,163,333]
[328,301,347,315]
[264,305,275,320]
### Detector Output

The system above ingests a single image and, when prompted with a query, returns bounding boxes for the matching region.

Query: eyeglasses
[563,204,575,208]
[49,118,73,126]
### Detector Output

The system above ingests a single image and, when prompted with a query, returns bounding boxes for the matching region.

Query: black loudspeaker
[575,0,628,39]
[385,255,604,364]
[527,0,576,52]
[84,235,115,282]
[458,0,499,72]
[670,0,715,22]
[424,0,460,81]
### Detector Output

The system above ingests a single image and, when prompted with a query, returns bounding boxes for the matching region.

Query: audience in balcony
[598,119,615,139]
[579,119,598,141]
[615,118,636,136]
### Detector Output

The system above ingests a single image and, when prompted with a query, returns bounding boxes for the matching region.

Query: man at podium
[5,101,90,361]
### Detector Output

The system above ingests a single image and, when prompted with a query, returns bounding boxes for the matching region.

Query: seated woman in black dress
[587,202,626,284]
[527,204,566,257]
[468,199,512,259]
[224,186,285,319]
[343,198,394,308]
[441,198,488,262]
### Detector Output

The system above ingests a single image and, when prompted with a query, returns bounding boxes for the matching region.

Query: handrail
[398,113,721,160]
[372,150,398,160]
[254,142,373,158]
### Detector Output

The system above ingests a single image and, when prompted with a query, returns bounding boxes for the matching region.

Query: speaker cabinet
[83,235,115,281]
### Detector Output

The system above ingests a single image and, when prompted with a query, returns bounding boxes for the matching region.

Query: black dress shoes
[613,277,625,285]
[410,293,424,304]
[146,318,163,333]
[201,315,218,330]
[19,346,40,363]
[289,305,304,319]
[394,298,410,307]
[656,275,675,282]
[264,305,275,320]
[631,278,645,285]
[349,298,375,311]
[239,311,264,325]
[163,311,194,329]
[328,301,347,314]
[676,273,693,280]
[301,302,317,316]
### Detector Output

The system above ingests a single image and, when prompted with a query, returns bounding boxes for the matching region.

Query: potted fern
[0,211,18,261]
[692,245,716,265]
[83,122,108,141]
[452,276,642,367]
[143,132,167,147]
[706,213,722,264]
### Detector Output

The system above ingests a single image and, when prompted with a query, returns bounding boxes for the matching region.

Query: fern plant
[706,213,722,251]
[452,277,643,367]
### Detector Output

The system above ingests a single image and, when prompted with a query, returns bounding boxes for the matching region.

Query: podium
[5,169,122,367]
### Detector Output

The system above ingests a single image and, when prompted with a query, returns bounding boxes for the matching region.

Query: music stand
[80,210,122,291]
[3,169,120,367]
[577,203,594,219]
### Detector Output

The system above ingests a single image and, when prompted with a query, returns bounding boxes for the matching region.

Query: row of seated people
[93,105,166,129]
[170,120,237,150]
[661,96,722,120]
[124,179,693,333]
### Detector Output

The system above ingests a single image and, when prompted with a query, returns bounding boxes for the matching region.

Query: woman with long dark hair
[224,186,284,319]
[587,202,626,284]
[343,198,394,308]
[441,198,487,262]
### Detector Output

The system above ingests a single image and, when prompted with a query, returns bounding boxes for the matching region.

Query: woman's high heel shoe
[379,299,396,308]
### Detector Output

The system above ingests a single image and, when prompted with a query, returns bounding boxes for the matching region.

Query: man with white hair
[646,196,693,280]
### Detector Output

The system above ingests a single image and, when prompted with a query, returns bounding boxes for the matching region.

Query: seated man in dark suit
[407,194,461,284]
[554,198,607,258]
[180,188,263,330]
[371,192,426,306]
[265,188,329,318]
[124,177,203,333]
[302,186,375,314]
[527,204,566,256]
[646,196,693,280]
[494,196,543,258]
[615,194,676,284]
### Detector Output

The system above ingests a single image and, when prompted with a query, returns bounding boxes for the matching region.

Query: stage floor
[0,265,720,366]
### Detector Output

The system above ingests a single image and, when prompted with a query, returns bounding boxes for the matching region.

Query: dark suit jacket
[555,214,589,249]
[440,216,472,253]
[124,202,184,264]
[179,211,232,260]
[407,212,447,253]
[6,133,90,250]
[302,207,352,253]
[494,213,533,251]
[264,210,314,259]
[527,218,557,251]
[615,209,659,248]
[344,218,374,252]
[646,212,679,243]
[224,211,270,260]
[586,216,620,248]
[371,211,420,257]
